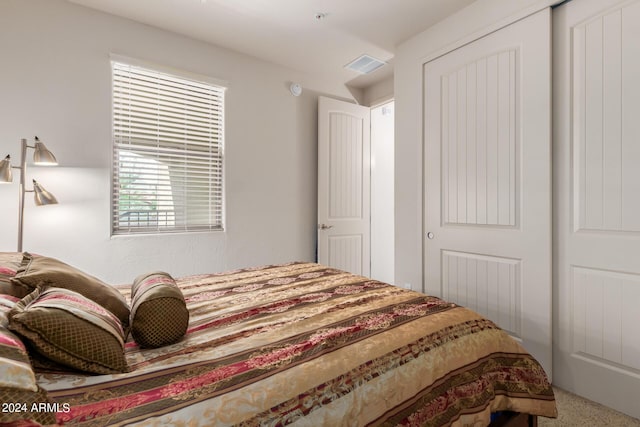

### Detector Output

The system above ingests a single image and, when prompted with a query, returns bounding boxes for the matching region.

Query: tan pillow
[130,272,189,348]
[0,325,56,425]
[8,286,128,375]
[11,253,130,329]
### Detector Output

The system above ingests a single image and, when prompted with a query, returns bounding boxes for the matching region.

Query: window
[111,60,225,235]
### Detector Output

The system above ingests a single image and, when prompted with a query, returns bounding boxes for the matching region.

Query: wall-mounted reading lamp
[0,137,58,252]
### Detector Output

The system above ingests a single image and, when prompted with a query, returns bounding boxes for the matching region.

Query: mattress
[27,262,556,426]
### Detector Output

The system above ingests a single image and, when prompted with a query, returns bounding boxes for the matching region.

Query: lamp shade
[32,179,58,205]
[0,155,12,182]
[33,137,58,165]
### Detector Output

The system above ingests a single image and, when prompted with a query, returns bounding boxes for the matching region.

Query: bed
[1,252,557,426]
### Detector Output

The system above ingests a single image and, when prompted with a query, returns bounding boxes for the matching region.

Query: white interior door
[424,9,552,375]
[318,96,370,276]
[554,0,640,418]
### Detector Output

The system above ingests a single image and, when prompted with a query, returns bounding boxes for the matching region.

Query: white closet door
[554,0,640,418]
[424,9,552,375]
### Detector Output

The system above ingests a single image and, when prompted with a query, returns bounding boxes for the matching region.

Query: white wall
[363,75,394,107]
[0,0,353,284]
[394,0,561,292]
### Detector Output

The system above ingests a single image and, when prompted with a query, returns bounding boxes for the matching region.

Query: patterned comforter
[37,262,557,426]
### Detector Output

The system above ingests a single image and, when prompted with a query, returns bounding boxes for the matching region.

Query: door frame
[370,100,395,284]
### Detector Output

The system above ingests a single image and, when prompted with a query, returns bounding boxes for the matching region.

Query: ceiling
[67,0,476,89]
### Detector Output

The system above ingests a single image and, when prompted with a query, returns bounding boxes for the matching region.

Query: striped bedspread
[37,262,557,426]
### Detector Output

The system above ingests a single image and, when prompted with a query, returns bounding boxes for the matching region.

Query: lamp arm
[17,138,27,252]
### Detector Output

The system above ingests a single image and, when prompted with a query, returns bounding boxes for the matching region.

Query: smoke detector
[289,83,302,97]
[345,54,386,75]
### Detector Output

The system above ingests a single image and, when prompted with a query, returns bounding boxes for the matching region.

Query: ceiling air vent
[345,54,386,74]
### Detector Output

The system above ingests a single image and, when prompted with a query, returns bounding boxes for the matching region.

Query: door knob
[426,232,434,239]
[318,224,333,230]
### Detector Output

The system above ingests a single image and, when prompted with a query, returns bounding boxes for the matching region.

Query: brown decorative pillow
[130,272,189,348]
[8,286,128,375]
[0,252,30,298]
[0,294,20,328]
[11,253,130,330]
[0,325,56,425]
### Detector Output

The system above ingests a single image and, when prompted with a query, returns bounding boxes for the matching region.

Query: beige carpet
[538,387,640,426]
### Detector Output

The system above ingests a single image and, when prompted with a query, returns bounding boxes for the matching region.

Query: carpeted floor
[538,387,640,426]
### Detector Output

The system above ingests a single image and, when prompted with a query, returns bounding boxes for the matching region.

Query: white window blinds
[111,61,225,235]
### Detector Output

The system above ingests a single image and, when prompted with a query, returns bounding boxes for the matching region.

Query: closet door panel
[424,9,551,375]
[555,0,640,418]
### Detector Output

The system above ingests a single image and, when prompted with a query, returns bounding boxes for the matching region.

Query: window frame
[110,56,227,236]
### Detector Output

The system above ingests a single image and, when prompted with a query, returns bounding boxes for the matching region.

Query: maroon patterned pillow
[8,286,128,375]
[0,252,30,298]
[0,325,56,425]
[130,272,189,348]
